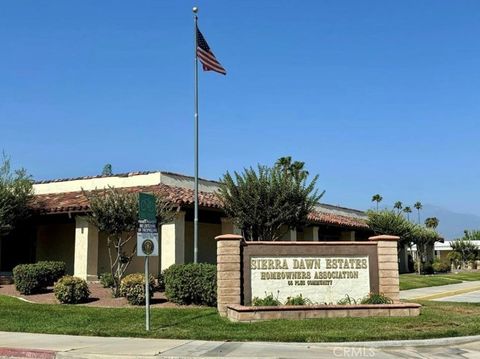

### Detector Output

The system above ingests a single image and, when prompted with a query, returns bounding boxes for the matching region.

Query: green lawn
[1,295,480,342]
[400,272,480,291]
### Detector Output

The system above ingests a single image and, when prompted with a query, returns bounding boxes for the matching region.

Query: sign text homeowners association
[250,256,370,304]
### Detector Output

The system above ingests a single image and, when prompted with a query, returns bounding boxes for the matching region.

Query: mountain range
[416,205,480,240]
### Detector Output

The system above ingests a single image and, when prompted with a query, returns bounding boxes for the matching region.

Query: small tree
[0,155,33,238]
[366,210,416,248]
[101,164,113,176]
[412,226,440,274]
[367,209,441,274]
[218,158,322,241]
[462,230,480,241]
[449,232,479,269]
[84,187,176,297]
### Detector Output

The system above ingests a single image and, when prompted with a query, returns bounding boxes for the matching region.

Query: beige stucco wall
[97,232,160,277]
[74,217,99,281]
[160,212,186,271]
[184,221,222,264]
[36,223,75,274]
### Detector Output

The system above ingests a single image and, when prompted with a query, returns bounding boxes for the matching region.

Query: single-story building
[0,171,373,281]
[412,240,480,267]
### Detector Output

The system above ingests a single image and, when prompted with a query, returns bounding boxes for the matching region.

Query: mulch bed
[0,283,186,308]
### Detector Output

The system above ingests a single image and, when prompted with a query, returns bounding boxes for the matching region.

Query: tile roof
[30,184,368,230]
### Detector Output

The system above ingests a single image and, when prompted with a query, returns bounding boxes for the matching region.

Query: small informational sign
[250,256,370,304]
[137,192,158,331]
[137,193,158,257]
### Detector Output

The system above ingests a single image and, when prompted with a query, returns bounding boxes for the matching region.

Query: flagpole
[193,6,199,263]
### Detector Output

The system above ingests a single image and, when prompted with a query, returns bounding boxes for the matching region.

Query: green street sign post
[137,193,158,331]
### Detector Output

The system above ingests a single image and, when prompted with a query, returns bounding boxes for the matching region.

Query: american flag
[196,26,226,75]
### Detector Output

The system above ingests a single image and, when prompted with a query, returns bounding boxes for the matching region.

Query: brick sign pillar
[369,235,400,302]
[215,234,243,316]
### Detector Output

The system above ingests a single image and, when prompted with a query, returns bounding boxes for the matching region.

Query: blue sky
[1,1,480,215]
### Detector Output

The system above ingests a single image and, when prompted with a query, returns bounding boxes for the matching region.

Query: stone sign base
[226,303,421,322]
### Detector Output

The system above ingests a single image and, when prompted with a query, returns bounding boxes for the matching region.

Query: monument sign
[250,256,370,303]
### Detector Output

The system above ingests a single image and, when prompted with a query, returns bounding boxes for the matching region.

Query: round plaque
[142,239,155,256]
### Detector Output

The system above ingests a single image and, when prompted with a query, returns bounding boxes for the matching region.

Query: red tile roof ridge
[30,183,368,230]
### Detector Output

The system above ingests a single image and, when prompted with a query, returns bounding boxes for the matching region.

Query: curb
[408,286,480,301]
[4,335,480,358]
[0,347,57,359]
[305,334,480,348]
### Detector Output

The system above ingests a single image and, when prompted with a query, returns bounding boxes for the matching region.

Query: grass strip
[1,295,480,342]
[400,274,462,290]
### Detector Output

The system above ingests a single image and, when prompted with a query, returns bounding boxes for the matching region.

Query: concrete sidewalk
[2,331,480,359]
[400,280,480,300]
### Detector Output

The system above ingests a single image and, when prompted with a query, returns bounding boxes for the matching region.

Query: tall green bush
[218,157,322,241]
[164,263,216,306]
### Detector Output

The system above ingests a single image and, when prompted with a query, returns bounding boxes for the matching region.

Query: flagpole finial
[192,6,198,14]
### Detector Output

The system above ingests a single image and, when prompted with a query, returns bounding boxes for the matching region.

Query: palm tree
[393,201,403,214]
[371,194,383,211]
[414,201,423,224]
[403,206,412,221]
[275,156,308,182]
[425,217,439,229]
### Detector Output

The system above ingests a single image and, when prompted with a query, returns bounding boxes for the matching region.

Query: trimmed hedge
[13,264,44,295]
[120,273,155,305]
[36,261,66,286]
[54,276,90,304]
[13,261,67,294]
[164,263,217,306]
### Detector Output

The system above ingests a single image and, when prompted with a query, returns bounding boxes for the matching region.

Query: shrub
[423,261,434,275]
[157,271,165,292]
[36,261,66,286]
[13,264,44,294]
[12,261,66,294]
[285,294,312,305]
[164,263,217,306]
[413,261,435,275]
[54,276,90,304]
[360,293,393,305]
[252,292,281,306]
[337,294,358,305]
[99,272,114,288]
[432,260,450,273]
[120,273,155,305]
